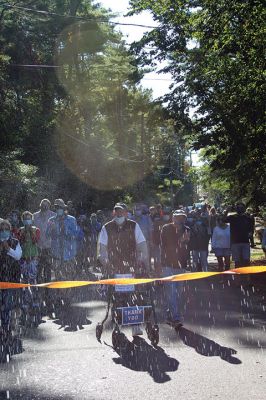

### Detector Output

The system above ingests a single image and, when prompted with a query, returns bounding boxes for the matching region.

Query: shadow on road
[52,308,92,331]
[112,336,179,383]
[178,327,242,364]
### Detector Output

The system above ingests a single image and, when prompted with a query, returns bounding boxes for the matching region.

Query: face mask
[56,209,64,217]
[196,220,202,226]
[135,211,142,217]
[0,230,10,241]
[114,216,125,225]
[187,218,193,223]
[23,219,32,226]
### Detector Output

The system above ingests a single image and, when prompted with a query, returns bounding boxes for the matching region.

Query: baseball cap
[54,198,67,208]
[173,209,187,217]
[114,202,127,210]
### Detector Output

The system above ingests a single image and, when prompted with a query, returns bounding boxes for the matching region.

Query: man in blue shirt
[46,199,79,329]
[46,198,78,279]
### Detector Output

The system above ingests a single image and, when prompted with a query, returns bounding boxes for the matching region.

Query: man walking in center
[98,203,149,337]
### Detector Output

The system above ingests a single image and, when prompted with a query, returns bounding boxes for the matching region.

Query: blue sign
[122,306,145,325]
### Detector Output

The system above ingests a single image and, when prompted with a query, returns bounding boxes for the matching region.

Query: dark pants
[37,249,53,318]
[48,258,77,326]
[21,258,41,326]
[231,243,250,267]
[0,290,22,361]
[37,248,52,283]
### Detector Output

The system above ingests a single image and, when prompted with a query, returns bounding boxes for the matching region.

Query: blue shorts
[214,248,231,257]
[231,243,250,262]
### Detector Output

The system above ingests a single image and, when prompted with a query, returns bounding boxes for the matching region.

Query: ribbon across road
[0,266,266,290]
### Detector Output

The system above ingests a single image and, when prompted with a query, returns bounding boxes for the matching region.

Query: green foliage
[129,0,266,207]
[0,0,195,212]
[197,162,230,207]
[258,206,266,220]
[0,152,57,213]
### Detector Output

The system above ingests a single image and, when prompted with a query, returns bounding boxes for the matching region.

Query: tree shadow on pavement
[51,300,93,331]
[112,336,179,383]
[178,327,242,364]
[52,311,92,331]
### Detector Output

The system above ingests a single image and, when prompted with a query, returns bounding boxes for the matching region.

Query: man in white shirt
[98,203,148,336]
[98,203,148,274]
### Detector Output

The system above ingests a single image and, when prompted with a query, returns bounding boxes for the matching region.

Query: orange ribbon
[0,266,265,289]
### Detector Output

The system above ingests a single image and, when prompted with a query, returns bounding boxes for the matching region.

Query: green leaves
[129,0,266,207]
[1,0,192,209]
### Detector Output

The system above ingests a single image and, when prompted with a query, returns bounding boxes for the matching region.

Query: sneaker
[132,325,143,337]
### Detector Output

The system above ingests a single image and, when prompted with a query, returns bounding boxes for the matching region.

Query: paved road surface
[0,274,266,400]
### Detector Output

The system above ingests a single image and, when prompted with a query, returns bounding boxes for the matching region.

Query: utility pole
[170,174,174,209]
[140,113,144,159]
[167,154,174,209]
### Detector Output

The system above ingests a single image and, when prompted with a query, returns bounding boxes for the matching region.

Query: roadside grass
[251,246,265,262]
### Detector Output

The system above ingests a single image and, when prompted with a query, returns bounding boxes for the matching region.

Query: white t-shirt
[98,220,146,246]
[212,225,230,249]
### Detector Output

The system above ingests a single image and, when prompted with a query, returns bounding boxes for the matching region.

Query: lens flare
[54,23,151,190]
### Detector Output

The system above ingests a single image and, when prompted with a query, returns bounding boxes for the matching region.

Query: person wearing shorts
[212,215,231,271]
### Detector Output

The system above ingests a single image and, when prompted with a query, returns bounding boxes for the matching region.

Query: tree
[0,0,193,212]
[129,0,266,207]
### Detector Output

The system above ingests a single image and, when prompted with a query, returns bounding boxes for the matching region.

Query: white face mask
[114,216,125,225]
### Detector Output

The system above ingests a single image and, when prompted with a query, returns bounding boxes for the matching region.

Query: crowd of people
[0,197,265,362]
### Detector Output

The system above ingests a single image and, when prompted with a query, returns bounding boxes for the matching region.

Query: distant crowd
[1,199,266,285]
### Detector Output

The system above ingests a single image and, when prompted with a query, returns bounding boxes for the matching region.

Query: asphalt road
[0,274,266,400]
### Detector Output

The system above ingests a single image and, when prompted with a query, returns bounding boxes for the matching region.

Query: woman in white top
[211,215,231,271]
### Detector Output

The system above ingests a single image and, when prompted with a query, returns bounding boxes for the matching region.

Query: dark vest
[161,223,190,269]
[0,238,21,282]
[105,219,137,274]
